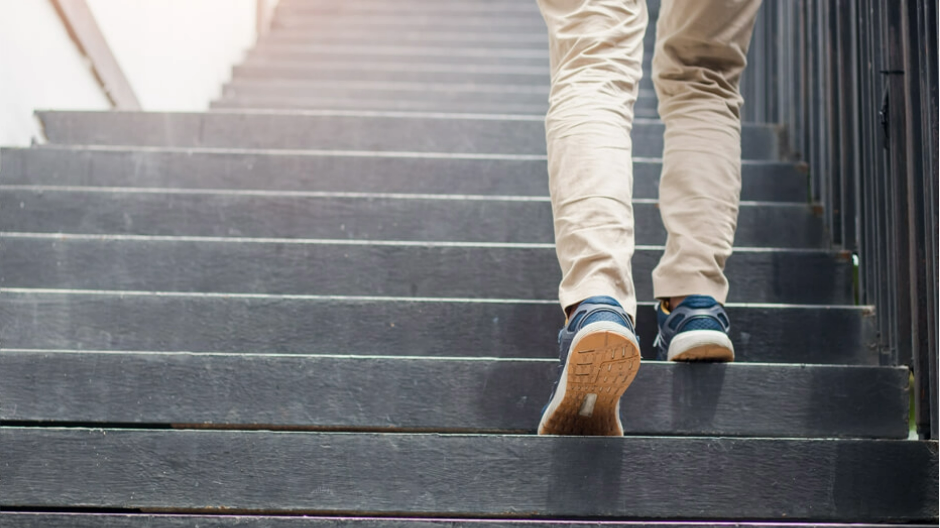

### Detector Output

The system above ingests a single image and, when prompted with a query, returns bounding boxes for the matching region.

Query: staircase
[1,0,937,525]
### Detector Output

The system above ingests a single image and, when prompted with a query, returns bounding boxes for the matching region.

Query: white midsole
[666,329,734,361]
[538,321,638,435]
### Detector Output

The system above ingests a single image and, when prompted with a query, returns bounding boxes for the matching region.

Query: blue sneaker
[654,295,734,362]
[537,296,641,436]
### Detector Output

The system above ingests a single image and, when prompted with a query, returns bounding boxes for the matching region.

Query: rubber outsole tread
[538,331,640,436]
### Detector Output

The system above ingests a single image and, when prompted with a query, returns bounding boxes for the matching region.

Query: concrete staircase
[1,0,937,525]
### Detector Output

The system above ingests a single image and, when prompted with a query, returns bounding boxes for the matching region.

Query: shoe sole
[538,323,641,436]
[667,330,735,362]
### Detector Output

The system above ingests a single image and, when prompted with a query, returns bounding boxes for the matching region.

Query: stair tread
[0,351,910,437]
[36,111,780,159]
[0,290,874,364]
[0,147,809,202]
[0,188,823,248]
[232,63,655,90]
[2,428,935,521]
[0,235,852,304]
[4,514,937,528]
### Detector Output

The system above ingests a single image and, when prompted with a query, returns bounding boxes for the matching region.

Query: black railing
[743,0,938,439]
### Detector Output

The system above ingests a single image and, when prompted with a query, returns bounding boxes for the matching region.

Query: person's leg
[536,0,647,435]
[651,0,763,361]
[540,0,648,321]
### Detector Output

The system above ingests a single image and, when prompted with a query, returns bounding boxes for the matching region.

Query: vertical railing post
[768,0,938,438]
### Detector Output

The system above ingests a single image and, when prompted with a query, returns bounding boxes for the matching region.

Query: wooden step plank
[231,63,656,91]
[218,80,655,110]
[211,95,570,117]
[243,44,652,71]
[271,14,548,32]
[247,45,552,67]
[0,189,824,248]
[4,514,937,528]
[0,291,876,365]
[260,30,552,49]
[0,236,853,304]
[213,83,656,116]
[2,429,935,520]
[0,147,809,202]
[276,0,545,15]
[0,351,909,437]
[37,111,781,160]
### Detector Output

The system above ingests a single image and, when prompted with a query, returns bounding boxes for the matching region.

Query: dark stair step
[217,79,654,105]
[12,513,935,528]
[0,290,874,364]
[214,79,657,116]
[231,62,657,91]
[271,14,548,32]
[248,44,553,67]
[0,147,808,202]
[0,189,824,248]
[213,80,657,116]
[260,29,551,49]
[245,43,652,70]
[0,352,910,437]
[37,111,780,159]
[210,94,575,116]
[0,235,853,304]
[2,428,935,521]
[275,0,544,16]
[2,515,937,528]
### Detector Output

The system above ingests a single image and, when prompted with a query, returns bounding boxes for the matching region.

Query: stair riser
[3,429,934,520]
[0,238,854,304]
[0,148,808,202]
[37,112,780,160]
[0,191,824,248]
[0,353,909,437]
[0,292,875,364]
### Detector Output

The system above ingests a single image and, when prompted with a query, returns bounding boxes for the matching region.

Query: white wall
[87,0,257,111]
[1,0,275,148]
[0,0,111,147]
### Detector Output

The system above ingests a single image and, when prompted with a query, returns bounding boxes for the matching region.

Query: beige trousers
[538,0,763,319]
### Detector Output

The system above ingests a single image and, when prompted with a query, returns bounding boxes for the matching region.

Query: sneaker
[654,295,734,362]
[537,296,641,436]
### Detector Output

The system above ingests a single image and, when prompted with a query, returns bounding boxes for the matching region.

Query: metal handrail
[743,0,938,439]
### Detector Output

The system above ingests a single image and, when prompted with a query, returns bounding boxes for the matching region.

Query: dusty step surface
[259,29,552,48]
[3,515,937,528]
[231,62,657,92]
[0,189,823,248]
[0,290,875,364]
[209,96,649,117]
[0,147,808,202]
[2,428,936,521]
[246,45,553,67]
[232,62,558,86]
[218,79,655,108]
[272,13,547,30]
[0,235,853,304]
[0,351,910,437]
[36,111,781,159]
